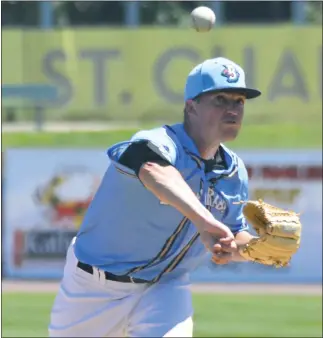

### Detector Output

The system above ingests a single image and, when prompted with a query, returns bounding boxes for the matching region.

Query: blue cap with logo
[184,57,261,101]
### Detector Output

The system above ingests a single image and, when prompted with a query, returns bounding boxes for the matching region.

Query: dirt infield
[2,280,322,295]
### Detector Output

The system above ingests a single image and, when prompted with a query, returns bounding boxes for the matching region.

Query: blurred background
[2,1,322,337]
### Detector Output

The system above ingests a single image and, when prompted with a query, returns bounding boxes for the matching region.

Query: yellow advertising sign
[2,27,322,122]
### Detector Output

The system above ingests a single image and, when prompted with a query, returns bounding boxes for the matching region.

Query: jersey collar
[166,123,200,156]
[165,123,237,175]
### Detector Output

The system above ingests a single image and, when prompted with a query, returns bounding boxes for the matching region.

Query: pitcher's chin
[220,125,241,142]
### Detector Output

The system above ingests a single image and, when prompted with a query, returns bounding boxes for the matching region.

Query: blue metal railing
[2,84,58,131]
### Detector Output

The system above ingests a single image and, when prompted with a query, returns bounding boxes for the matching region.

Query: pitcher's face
[186,91,246,142]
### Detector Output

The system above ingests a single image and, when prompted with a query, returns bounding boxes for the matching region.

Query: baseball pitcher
[48,57,302,337]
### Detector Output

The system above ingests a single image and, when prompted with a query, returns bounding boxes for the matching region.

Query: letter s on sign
[42,50,73,107]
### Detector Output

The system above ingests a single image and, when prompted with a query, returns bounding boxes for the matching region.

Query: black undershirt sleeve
[118,141,171,175]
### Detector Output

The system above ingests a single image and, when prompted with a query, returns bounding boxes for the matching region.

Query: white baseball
[191,6,216,32]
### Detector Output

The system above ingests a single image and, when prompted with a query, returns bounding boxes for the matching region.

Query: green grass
[2,293,322,337]
[2,123,322,149]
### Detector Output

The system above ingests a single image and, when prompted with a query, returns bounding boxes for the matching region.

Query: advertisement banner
[192,150,323,283]
[4,149,108,279]
[2,28,322,122]
[4,149,322,282]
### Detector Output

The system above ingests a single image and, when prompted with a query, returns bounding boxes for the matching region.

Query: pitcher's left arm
[212,158,255,264]
[212,159,302,266]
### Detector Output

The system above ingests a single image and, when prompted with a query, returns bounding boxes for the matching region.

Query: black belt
[77,261,150,284]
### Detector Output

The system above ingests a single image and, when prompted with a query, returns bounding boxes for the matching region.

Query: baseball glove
[238,200,302,267]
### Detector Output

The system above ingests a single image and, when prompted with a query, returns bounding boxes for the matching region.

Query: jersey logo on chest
[206,187,228,214]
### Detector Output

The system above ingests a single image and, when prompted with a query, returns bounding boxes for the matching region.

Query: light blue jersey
[74,123,249,283]
[49,56,262,338]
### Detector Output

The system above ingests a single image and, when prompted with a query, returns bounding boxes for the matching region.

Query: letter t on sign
[79,49,121,107]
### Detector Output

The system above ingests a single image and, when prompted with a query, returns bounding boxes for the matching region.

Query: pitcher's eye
[214,95,226,105]
[236,98,245,105]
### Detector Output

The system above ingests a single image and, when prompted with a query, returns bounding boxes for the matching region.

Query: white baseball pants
[48,238,194,337]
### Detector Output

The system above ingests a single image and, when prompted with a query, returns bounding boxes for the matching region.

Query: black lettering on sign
[79,49,121,107]
[42,50,73,107]
[268,50,308,102]
[24,230,77,259]
[243,46,255,88]
[153,48,200,104]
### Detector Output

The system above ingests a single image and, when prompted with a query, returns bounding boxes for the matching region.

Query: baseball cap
[184,57,261,101]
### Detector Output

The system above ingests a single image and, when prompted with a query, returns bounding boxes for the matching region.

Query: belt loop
[98,269,106,285]
[92,266,100,281]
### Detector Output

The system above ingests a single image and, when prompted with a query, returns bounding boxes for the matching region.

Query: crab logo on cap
[221,64,240,83]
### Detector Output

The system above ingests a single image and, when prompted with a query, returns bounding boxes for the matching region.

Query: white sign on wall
[192,149,322,283]
[3,149,322,283]
[3,149,108,279]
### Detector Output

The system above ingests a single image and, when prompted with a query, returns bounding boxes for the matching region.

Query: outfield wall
[2,27,322,122]
[3,148,322,283]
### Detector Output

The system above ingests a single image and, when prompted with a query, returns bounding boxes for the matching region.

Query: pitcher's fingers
[219,239,237,252]
[213,243,222,252]
[212,253,232,264]
[219,236,234,244]
[213,251,232,258]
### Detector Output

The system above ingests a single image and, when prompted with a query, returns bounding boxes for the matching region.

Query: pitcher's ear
[185,99,197,115]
